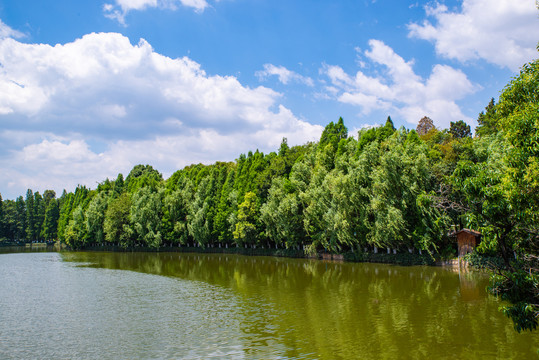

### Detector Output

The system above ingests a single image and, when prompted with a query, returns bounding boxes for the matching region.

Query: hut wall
[457,232,478,256]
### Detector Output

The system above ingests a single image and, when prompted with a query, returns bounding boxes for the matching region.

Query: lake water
[0,251,537,359]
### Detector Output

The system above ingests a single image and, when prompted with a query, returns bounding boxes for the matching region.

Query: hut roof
[449,228,482,237]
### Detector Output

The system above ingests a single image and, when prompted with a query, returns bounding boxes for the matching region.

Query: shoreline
[1,242,455,267]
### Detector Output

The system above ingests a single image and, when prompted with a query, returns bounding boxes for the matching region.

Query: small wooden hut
[451,229,481,257]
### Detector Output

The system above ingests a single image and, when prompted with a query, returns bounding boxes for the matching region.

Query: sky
[0,0,537,199]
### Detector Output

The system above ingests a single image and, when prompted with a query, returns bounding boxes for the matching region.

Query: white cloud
[256,64,314,87]
[104,0,210,25]
[0,31,322,198]
[322,39,479,127]
[0,19,25,40]
[408,0,539,71]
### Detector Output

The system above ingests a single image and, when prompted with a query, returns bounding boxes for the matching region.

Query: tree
[449,58,539,332]
[476,98,498,137]
[130,188,163,248]
[64,205,86,247]
[0,193,4,241]
[14,196,26,241]
[113,174,124,197]
[33,192,45,241]
[41,200,59,241]
[416,116,435,136]
[125,165,163,193]
[25,190,36,241]
[260,178,304,249]
[488,58,539,332]
[450,120,471,139]
[104,193,132,247]
[85,192,108,244]
[233,191,259,245]
[319,117,348,150]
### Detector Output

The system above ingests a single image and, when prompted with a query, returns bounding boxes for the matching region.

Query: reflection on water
[1,251,537,359]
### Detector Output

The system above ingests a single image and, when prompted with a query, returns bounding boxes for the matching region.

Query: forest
[0,58,537,332]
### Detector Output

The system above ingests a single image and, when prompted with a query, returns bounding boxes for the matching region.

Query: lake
[0,251,537,359]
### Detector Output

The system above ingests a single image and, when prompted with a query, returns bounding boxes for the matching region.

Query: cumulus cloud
[256,64,314,87]
[0,31,322,198]
[408,0,539,71]
[322,39,479,127]
[104,0,211,24]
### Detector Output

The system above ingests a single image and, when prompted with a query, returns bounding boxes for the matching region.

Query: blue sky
[0,0,537,199]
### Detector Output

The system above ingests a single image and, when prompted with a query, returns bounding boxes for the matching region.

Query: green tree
[130,188,163,248]
[25,189,35,241]
[33,192,45,241]
[233,191,259,246]
[85,192,109,244]
[125,164,163,193]
[319,117,348,150]
[475,98,498,137]
[64,205,87,248]
[104,193,132,247]
[162,185,191,246]
[14,196,26,241]
[450,120,471,139]
[449,58,539,332]
[260,178,304,249]
[41,200,59,241]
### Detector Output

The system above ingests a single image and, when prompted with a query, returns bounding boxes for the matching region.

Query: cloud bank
[408,0,539,71]
[0,32,322,198]
[322,39,479,128]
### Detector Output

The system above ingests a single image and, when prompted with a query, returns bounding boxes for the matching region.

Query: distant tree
[14,196,26,241]
[25,189,35,241]
[85,192,108,244]
[233,191,259,245]
[0,193,4,241]
[33,192,44,240]
[113,174,124,197]
[475,98,498,137]
[376,116,397,142]
[104,193,132,247]
[41,200,59,241]
[125,165,163,193]
[416,116,435,136]
[43,190,56,206]
[450,120,471,139]
[130,188,163,248]
[278,137,289,157]
[319,117,348,149]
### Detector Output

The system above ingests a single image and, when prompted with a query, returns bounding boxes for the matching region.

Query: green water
[0,251,537,359]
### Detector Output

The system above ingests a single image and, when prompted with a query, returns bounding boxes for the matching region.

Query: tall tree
[450,120,472,139]
[33,192,45,241]
[0,193,4,241]
[130,188,163,248]
[104,193,132,247]
[25,189,35,241]
[14,196,26,241]
[233,191,259,246]
[85,192,109,244]
[416,116,435,136]
[41,200,59,241]
[475,98,498,137]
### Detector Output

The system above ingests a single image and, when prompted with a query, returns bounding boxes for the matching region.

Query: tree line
[0,58,537,332]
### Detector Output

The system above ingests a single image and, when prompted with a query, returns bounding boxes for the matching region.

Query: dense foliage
[1,58,537,333]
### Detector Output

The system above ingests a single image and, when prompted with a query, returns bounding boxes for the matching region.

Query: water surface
[0,251,537,359]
